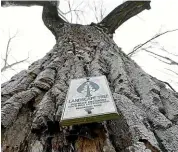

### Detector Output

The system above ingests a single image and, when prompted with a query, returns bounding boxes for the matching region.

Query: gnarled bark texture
[1,23,178,152]
[1,1,178,152]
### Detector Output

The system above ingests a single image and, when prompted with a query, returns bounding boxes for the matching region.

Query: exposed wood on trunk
[75,124,106,152]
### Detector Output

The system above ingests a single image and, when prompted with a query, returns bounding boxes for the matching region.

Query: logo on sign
[77,78,99,97]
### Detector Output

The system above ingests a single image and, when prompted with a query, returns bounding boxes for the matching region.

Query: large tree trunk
[1,1,178,152]
[1,23,178,152]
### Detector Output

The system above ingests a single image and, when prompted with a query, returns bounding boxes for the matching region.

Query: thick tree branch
[42,1,66,39]
[98,1,151,34]
[1,1,66,38]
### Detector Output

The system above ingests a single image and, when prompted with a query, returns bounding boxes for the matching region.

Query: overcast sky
[0,0,178,90]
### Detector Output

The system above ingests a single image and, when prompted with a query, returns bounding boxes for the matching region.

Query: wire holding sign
[61,75,119,126]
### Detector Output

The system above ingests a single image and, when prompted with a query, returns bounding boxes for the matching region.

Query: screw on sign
[84,107,93,114]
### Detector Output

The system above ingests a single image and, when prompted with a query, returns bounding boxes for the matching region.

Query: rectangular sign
[60,75,119,126]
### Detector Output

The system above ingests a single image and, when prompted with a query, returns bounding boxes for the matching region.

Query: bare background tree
[89,0,106,23]
[128,29,178,91]
[128,29,178,56]
[1,30,29,72]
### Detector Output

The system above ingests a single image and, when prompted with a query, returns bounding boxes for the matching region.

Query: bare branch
[57,7,82,23]
[160,47,178,57]
[98,1,151,34]
[1,31,30,72]
[100,1,106,21]
[67,0,73,23]
[2,31,19,72]
[1,57,29,72]
[57,9,69,22]
[128,29,178,56]
[151,76,176,92]
[165,68,178,76]
[57,0,84,23]
[93,1,99,22]
[89,0,106,23]
[150,54,171,65]
[144,49,178,66]
[162,81,176,92]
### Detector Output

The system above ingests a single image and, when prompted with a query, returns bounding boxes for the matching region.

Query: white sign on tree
[61,75,119,126]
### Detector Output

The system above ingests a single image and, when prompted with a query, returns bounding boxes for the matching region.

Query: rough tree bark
[1,1,178,152]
